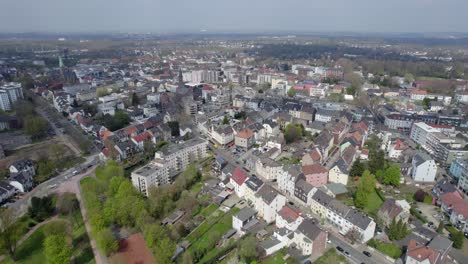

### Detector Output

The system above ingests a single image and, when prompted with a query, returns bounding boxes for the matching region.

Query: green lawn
[314,249,348,264]
[262,249,298,264]
[70,210,95,264]
[368,239,403,259]
[364,189,385,215]
[199,204,219,218]
[1,224,49,264]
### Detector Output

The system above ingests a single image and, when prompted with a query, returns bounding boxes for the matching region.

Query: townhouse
[254,184,287,223]
[255,157,282,181]
[411,153,437,183]
[302,164,328,187]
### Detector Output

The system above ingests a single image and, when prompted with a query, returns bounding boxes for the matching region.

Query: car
[327,239,331,244]
[336,246,344,252]
[345,251,350,256]
[363,251,372,257]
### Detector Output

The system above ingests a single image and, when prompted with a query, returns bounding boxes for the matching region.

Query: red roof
[202,85,214,91]
[407,240,439,264]
[353,122,368,133]
[125,126,138,135]
[132,131,153,143]
[440,191,463,206]
[394,139,408,151]
[302,164,328,175]
[306,148,322,162]
[277,205,301,223]
[361,149,369,155]
[428,123,453,129]
[453,202,468,218]
[236,128,254,139]
[231,168,248,186]
[101,130,113,141]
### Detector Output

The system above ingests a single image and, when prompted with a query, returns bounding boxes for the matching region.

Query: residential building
[9,172,33,193]
[0,82,23,111]
[294,179,316,205]
[254,184,287,223]
[438,191,468,232]
[9,159,36,176]
[411,154,437,182]
[276,205,303,231]
[255,157,282,181]
[244,176,264,204]
[449,159,468,180]
[235,128,255,149]
[230,168,249,197]
[377,199,410,227]
[131,138,208,195]
[0,181,16,204]
[302,164,328,187]
[405,236,452,264]
[232,207,257,234]
[328,159,349,185]
[292,219,327,256]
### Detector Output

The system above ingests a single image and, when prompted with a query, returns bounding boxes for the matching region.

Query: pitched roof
[345,209,373,230]
[231,168,248,186]
[255,184,281,205]
[378,199,403,219]
[407,240,439,264]
[236,128,254,139]
[234,207,257,222]
[296,219,325,241]
[302,164,328,175]
[277,205,301,223]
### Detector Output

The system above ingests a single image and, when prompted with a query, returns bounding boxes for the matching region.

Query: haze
[1,0,467,33]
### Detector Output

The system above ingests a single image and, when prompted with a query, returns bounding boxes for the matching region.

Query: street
[7,154,99,217]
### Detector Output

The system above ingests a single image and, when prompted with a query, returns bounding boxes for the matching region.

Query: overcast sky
[1,0,467,33]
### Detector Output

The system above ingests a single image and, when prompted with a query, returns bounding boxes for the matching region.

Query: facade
[255,158,282,181]
[230,168,249,197]
[0,181,16,204]
[377,199,410,227]
[235,128,255,149]
[294,179,316,205]
[254,184,287,223]
[131,138,208,195]
[292,219,327,256]
[406,236,452,264]
[276,205,303,231]
[0,82,23,111]
[302,164,328,187]
[328,159,349,185]
[232,207,257,234]
[411,154,437,182]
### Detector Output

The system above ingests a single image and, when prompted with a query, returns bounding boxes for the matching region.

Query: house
[432,179,457,203]
[230,168,249,197]
[254,184,287,223]
[9,159,36,176]
[302,164,328,187]
[313,131,334,160]
[292,219,327,256]
[244,176,264,204]
[328,159,349,186]
[411,153,437,182]
[405,235,452,264]
[377,199,410,227]
[277,165,301,197]
[302,148,323,166]
[232,207,257,234]
[276,205,304,231]
[388,138,408,159]
[310,189,333,218]
[9,172,33,193]
[318,183,348,198]
[0,181,16,204]
[235,128,255,149]
[294,179,316,205]
[438,191,468,232]
[255,157,282,181]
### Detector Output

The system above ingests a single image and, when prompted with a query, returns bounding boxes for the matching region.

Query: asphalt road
[7,154,99,218]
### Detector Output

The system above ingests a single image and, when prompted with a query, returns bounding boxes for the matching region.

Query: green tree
[43,221,68,238]
[24,116,48,138]
[350,158,365,177]
[155,238,176,264]
[238,236,258,263]
[287,88,296,97]
[354,170,376,208]
[404,73,415,84]
[96,228,118,256]
[453,231,464,249]
[28,196,55,221]
[383,165,401,187]
[436,222,444,234]
[368,149,385,174]
[167,121,180,137]
[0,169,9,181]
[354,189,368,209]
[0,208,20,256]
[44,235,72,264]
[222,115,229,125]
[284,124,302,144]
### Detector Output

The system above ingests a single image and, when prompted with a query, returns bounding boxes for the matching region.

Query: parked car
[336,246,344,252]
[363,251,372,257]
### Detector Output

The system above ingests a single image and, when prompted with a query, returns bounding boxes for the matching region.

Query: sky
[1,0,467,34]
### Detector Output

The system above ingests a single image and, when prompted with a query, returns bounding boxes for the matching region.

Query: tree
[0,169,9,181]
[155,237,176,264]
[354,189,368,209]
[24,116,48,138]
[238,236,258,263]
[0,208,20,256]
[453,231,464,249]
[131,92,139,106]
[43,221,68,238]
[96,228,118,256]
[97,87,110,97]
[436,222,444,234]
[284,124,302,144]
[29,196,55,221]
[388,218,409,240]
[404,73,415,84]
[222,115,229,125]
[37,158,55,180]
[56,193,80,222]
[414,189,427,202]
[287,88,296,97]
[354,170,376,208]
[44,235,72,264]
[345,228,362,244]
[350,158,365,177]
[167,121,180,137]
[368,149,385,174]
[382,165,401,187]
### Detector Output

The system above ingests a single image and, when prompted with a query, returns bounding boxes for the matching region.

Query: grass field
[368,239,403,259]
[1,224,49,264]
[262,249,298,264]
[363,189,385,215]
[199,204,219,218]
[314,249,348,264]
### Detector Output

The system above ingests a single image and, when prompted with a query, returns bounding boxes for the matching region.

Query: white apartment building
[410,122,441,151]
[131,138,208,195]
[254,184,287,223]
[255,157,282,181]
[411,154,437,182]
[0,82,23,111]
[183,70,219,83]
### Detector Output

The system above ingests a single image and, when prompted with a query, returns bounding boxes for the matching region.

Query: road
[7,154,99,217]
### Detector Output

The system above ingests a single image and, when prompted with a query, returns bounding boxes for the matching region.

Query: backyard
[313,248,348,264]
[368,239,403,259]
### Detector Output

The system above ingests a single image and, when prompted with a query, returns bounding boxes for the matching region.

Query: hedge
[410,207,428,223]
